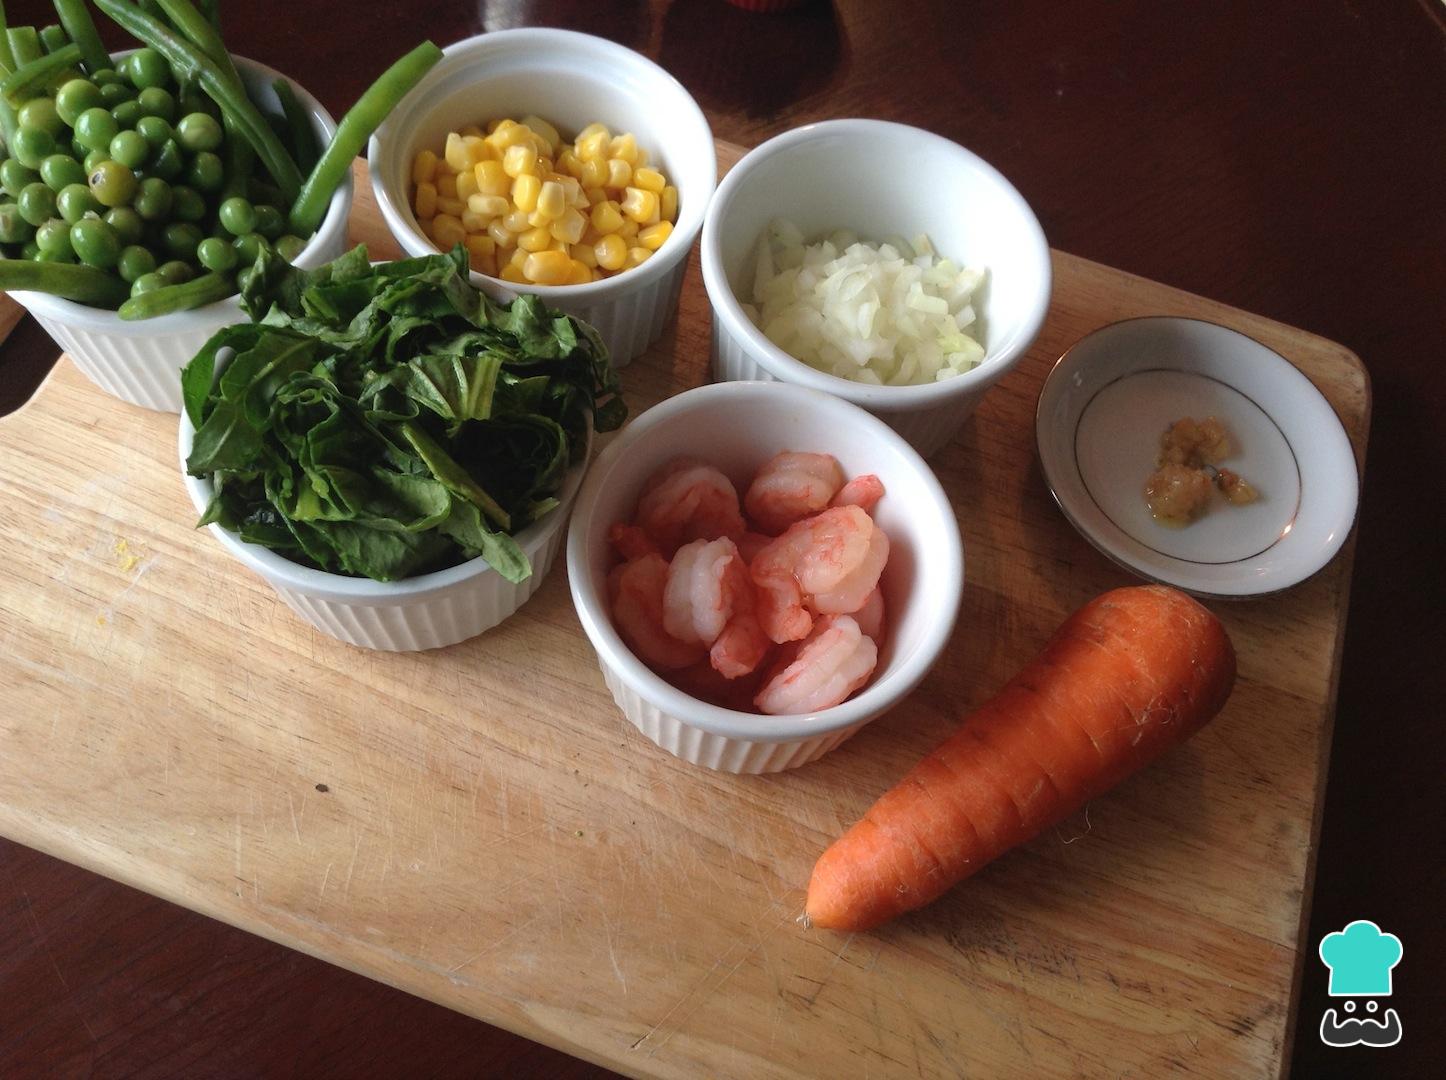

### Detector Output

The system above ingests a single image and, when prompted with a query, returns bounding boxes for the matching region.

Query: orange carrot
[805,585,1236,931]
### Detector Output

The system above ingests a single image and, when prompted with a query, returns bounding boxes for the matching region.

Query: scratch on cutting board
[233,815,243,898]
[287,792,302,844]
[447,912,544,975]
[342,833,363,897]
[318,861,333,898]
[799,932,857,1008]
[596,900,628,995]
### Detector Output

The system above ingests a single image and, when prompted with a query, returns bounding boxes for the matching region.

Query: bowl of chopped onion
[701,119,1051,457]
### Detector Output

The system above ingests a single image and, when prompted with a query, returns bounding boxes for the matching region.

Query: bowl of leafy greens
[178,244,624,651]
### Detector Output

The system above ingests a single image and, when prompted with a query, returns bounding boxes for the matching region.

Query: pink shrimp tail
[830,474,885,514]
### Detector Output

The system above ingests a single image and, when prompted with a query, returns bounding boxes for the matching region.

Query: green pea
[104,206,145,245]
[83,148,109,174]
[56,183,98,224]
[38,154,85,192]
[19,240,41,260]
[183,151,223,194]
[137,87,176,122]
[171,185,206,223]
[135,115,171,148]
[274,234,308,263]
[177,89,219,120]
[126,49,171,91]
[17,183,57,226]
[74,108,119,153]
[37,246,77,263]
[10,128,55,170]
[36,218,74,256]
[0,159,39,198]
[162,221,203,260]
[91,68,124,87]
[129,271,166,297]
[196,235,238,272]
[253,204,284,240]
[117,244,158,283]
[89,160,138,209]
[111,100,147,131]
[147,139,183,181]
[99,82,134,109]
[218,196,257,237]
[132,177,172,221]
[70,218,122,268]
[109,130,149,170]
[232,232,268,265]
[174,113,223,153]
[55,79,104,126]
[17,99,64,139]
[157,259,193,285]
[0,203,34,244]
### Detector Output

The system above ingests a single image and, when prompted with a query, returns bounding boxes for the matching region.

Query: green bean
[93,0,302,203]
[0,256,130,305]
[2,43,81,106]
[272,77,317,173]
[7,27,42,67]
[39,24,70,56]
[54,0,112,77]
[117,268,231,319]
[196,0,220,30]
[0,4,16,73]
[289,40,441,236]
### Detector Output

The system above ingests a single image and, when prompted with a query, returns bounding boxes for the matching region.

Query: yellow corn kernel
[461,210,489,234]
[471,250,498,277]
[454,168,479,200]
[660,185,678,222]
[459,124,484,138]
[521,115,561,151]
[412,149,438,185]
[503,208,531,233]
[535,180,566,222]
[583,186,607,207]
[564,258,592,285]
[576,121,610,143]
[512,174,541,214]
[591,200,624,234]
[522,249,572,285]
[594,233,627,271]
[498,262,527,284]
[503,144,538,179]
[474,160,510,197]
[435,173,458,200]
[436,196,466,217]
[486,118,506,134]
[464,233,496,259]
[486,121,533,151]
[633,167,666,195]
[518,226,553,252]
[509,246,529,269]
[626,245,652,268]
[560,150,584,179]
[444,132,473,173]
[635,146,649,168]
[620,187,658,223]
[467,193,509,219]
[529,135,553,160]
[432,213,466,249]
[416,215,433,239]
[605,158,632,190]
[579,157,608,189]
[581,223,603,246]
[487,220,514,248]
[618,218,640,241]
[576,129,610,162]
[638,221,673,251]
[463,135,492,162]
[549,207,586,245]
[609,133,638,165]
[571,242,598,269]
[537,156,555,177]
[414,181,438,219]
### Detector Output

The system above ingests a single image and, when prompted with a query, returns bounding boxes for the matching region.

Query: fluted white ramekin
[9,55,352,415]
[367,28,715,367]
[179,398,590,654]
[701,119,1051,458]
[566,381,964,773]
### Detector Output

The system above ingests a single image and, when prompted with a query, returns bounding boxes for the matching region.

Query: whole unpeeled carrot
[805,585,1236,931]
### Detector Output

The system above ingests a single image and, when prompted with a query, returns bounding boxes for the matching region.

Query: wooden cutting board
[0,149,1368,1079]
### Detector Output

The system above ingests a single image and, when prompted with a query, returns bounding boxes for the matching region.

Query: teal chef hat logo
[1319,920,1403,997]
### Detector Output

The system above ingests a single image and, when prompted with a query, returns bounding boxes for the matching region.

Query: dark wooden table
[2,2,1441,1076]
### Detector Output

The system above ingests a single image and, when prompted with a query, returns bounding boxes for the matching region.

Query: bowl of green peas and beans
[1,51,351,413]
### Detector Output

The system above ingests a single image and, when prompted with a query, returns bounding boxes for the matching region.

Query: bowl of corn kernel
[368,28,716,366]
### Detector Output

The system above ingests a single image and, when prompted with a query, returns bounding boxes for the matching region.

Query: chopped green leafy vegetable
[182,244,624,583]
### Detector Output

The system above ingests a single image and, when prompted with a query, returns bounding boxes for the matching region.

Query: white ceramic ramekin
[566,381,964,773]
[367,28,715,367]
[178,390,590,654]
[701,119,1051,458]
[8,55,353,415]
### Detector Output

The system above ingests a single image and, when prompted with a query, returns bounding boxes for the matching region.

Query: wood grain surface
[0,149,1366,1078]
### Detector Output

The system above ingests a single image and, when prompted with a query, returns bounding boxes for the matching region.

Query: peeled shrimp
[663,537,750,646]
[609,554,705,671]
[744,452,845,535]
[830,474,885,515]
[852,587,886,643]
[608,522,659,562]
[754,615,879,715]
[710,611,772,679]
[751,505,890,643]
[635,457,746,554]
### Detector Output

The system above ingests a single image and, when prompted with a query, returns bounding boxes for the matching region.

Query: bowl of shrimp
[566,380,964,773]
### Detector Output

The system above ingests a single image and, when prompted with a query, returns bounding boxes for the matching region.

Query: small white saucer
[1035,317,1359,598]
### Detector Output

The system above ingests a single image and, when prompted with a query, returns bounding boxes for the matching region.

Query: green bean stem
[93,0,302,203]
[154,0,237,79]
[2,42,80,106]
[39,24,70,55]
[289,40,441,236]
[118,269,233,319]
[272,78,317,173]
[0,258,131,306]
[54,0,112,76]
